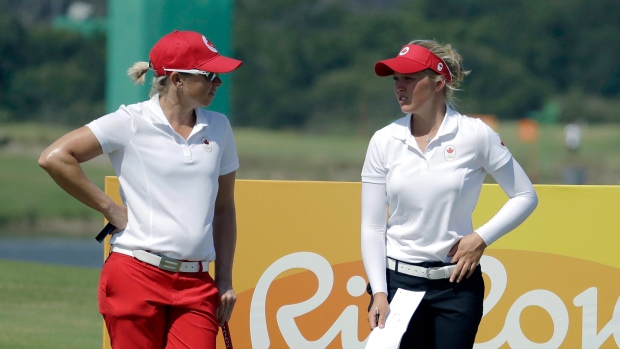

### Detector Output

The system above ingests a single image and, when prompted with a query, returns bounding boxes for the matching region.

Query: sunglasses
[163,69,219,82]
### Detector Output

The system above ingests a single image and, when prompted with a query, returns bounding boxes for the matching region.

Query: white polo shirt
[362,106,512,263]
[87,94,239,261]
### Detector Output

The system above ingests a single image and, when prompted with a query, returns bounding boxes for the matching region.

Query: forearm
[38,128,118,219]
[361,182,388,295]
[477,158,538,245]
[361,225,387,295]
[41,153,115,215]
[213,204,237,286]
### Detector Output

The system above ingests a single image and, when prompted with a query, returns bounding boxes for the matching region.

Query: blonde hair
[127,61,169,97]
[409,39,470,107]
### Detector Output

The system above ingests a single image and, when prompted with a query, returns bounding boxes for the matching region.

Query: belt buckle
[425,267,434,279]
[158,256,182,272]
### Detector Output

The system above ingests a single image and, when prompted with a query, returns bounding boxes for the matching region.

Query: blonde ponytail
[127,61,150,85]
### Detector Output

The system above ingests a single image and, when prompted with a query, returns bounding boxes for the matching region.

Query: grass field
[2,121,620,237]
[233,122,620,185]
[0,123,112,237]
[0,260,101,349]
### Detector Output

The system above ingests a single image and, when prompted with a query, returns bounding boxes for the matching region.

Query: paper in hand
[364,289,425,349]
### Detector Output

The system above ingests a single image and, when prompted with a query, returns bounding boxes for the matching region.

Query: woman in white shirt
[39,30,241,348]
[361,40,538,348]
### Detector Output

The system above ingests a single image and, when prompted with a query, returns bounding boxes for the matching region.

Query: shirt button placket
[421,146,432,172]
[182,143,192,160]
[421,159,430,172]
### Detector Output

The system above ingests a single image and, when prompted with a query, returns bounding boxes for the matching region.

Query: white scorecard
[365,289,425,349]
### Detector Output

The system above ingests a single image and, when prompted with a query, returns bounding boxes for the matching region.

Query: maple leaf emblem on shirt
[444,145,456,161]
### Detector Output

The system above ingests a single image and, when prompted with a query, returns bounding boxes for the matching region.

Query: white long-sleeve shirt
[361,107,538,295]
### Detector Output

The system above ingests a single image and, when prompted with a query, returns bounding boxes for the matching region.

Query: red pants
[98,252,220,349]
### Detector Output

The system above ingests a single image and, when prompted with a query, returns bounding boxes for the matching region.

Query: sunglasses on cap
[163,68,219,81]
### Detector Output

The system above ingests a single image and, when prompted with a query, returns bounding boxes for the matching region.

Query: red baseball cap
[149,30,242,76]
[374,44,452,83]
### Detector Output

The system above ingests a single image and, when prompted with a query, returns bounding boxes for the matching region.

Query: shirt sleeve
[218,118,239,176]
[475,157,539,245]
[361,182,388,295]
[476,119,512,172]
[86,106,135,154]
[361,133,387,184]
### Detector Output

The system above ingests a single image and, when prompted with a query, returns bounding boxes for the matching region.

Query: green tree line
[1,0,619,131]
[0,14,106,125]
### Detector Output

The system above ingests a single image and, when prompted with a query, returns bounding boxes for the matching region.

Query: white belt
[387,257,455,280]
[111,246,210,273]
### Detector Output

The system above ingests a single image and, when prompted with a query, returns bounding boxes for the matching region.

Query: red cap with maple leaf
[149,30,242,77]
[375,44,452,83]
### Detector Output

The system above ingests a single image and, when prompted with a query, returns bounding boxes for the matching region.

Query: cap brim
[196,55,243,74]
[374,57,427,76]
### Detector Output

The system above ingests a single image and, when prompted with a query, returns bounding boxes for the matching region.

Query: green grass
[235,122,620,184]
[495,122,620,184]
[235,128,370,181]
[0,152,110,220]
[2,121,620,236]
[0,123,116,236]
[0,260,101,349]
[0,123,73,145]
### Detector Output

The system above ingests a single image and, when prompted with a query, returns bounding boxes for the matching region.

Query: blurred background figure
[561,120,587,184]
[564,120,582,153]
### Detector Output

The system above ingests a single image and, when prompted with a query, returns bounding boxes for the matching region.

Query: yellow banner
[104,179,620,348]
